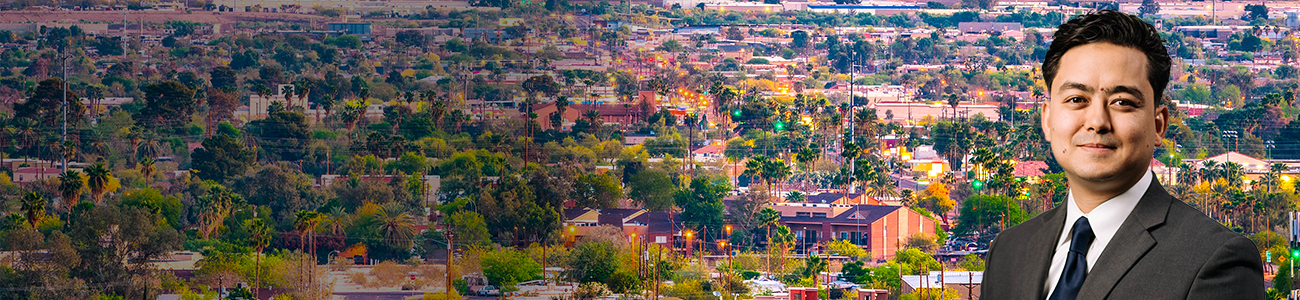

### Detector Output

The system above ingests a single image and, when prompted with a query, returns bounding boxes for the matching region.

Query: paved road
[333,292,503,300]
[333,291,425,300]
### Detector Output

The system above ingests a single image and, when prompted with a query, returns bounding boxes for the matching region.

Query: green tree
[565,241,620,284]
[676,177,730,232]
[482,248,542,290]
[210,66,238,91]
[246,218,272,299]
[446,210,492,248]
[1138,0,1161,16]
[247,101,311,161]
[20,192,45,229]
[893,248,942,275]
[84,163,113,204]
[955,194,1024,235]
[15,78,86,126]
[573,173,624,209]
[628,170,676,211]
[191,134,255,182]
[376,204,416,249]
[1275,261,1292,294]
[790,31,809,49]
[197,185,243,239]
[135,81,197,130]
[58,170,84,216]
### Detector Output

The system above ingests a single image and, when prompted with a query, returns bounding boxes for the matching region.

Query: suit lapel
[1077,177,1172,300]
[1019,204,1069,299]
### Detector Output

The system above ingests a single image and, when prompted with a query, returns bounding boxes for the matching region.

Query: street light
[685,230,695,257]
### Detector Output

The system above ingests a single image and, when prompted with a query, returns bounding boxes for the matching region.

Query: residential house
[801,193,882,205]
[564,208,649,243]
[902,271,982,300]
[766,202,939,259]
[530,103,643,130]
[692,143,725,163]
[1012,160,1048,179]
[12,167,62,183]
[241,84,308,120]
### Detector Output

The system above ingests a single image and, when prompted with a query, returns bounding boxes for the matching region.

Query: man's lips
[1078,143,1117,151]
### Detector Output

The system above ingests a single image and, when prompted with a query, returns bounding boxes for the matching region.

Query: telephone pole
[446,231,455,296]
[61,47,69,173]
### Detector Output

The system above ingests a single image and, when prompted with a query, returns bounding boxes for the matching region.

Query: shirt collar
[1057,170,1153,247]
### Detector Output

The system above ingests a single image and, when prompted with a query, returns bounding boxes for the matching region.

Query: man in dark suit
[981,10,1265,300]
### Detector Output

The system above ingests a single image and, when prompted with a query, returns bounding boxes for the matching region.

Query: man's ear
[1154,102,1169,146]
[1041,99,1053,143]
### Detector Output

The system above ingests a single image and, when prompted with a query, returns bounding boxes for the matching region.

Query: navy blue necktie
[1049,217,1095,300]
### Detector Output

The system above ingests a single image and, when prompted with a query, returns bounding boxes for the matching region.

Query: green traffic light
[774,122,785,130]
[732,109,741,117]
[1291,249,1299,258]
[972,180,984,190]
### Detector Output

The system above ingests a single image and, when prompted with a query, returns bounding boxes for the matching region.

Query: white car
[477,285,500,296]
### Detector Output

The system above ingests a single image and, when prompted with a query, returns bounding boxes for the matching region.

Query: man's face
[1043,42,1168,185]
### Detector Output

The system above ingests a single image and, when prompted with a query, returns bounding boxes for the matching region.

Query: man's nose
[1084,97,1112,134]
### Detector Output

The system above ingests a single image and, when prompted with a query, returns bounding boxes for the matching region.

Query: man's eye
[1111,99,1136,107]
[1065,97,1085,103]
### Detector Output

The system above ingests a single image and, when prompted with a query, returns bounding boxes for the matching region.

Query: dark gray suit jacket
[981,178,1265,300]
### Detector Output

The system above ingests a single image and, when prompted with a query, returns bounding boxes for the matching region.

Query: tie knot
[1069,217,1095,254]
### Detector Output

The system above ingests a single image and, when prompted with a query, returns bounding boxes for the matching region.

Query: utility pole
[61,47,68,173]
[848,53,855,194]
[446,231,455,296]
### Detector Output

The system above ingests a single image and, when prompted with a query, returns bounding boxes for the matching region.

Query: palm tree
[757,207,780,274]
[866,173,900,200]
[583,109,602,135]
[247,218,272,300]
[743,155,770,189]
[295,83,311,109]
[139,157,157,183]
[281,85,294,105]
[21,192,45,229]
[763,158,792,196]
[0,115,11,157]
[58,170,84,219]
[294,211,323,253]
[325,206,351,242]
[294,210,324,289]
[197,186,241,239]
[773,225,796,272]
[796,147,818,172]
[376,204,416,249]
[84,163,112,204]
[60,140,77,164]
[136,135,163,161]
[1265,163,1288,193]
[683,113,699,174]
[255,83,272,118]
[12,118,37,162]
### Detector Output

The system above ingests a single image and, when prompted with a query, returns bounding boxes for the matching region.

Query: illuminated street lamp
[685,230,695,257]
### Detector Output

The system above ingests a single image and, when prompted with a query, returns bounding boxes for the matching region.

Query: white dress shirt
[1042,170,1153,298]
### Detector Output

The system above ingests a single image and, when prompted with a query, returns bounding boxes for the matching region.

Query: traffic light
[1291,249,1298,259]
[732,109,742,117]
[972,180,984,190]
[774,121,785,131]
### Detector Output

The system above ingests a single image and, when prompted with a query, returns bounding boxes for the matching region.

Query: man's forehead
[1050,45,1153,99]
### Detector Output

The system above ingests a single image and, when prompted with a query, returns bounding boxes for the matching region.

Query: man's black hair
[1042,10,1170,105]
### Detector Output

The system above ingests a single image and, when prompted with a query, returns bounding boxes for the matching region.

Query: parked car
[477,285,500,296]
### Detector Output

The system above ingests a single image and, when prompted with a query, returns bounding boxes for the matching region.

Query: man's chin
[1065,165,1126,183]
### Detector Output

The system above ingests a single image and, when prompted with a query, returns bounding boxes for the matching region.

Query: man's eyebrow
[1106,85,1146,105]
[1058,82,1093,94]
